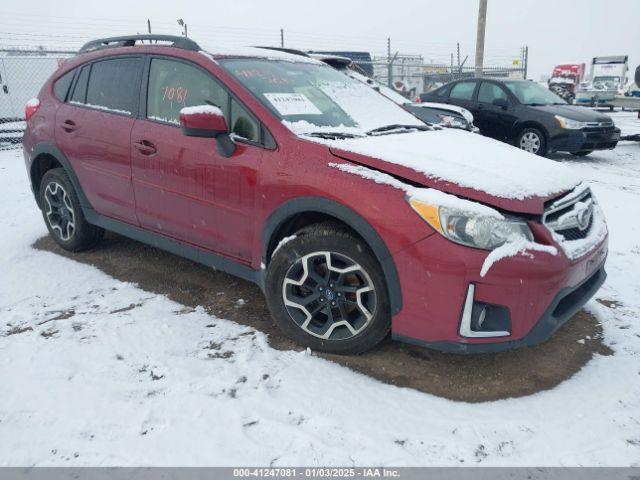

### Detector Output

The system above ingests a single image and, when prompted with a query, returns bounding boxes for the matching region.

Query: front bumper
[394,264,606,353]
[549,127,620,153]
[575,91,617,105]
[389,226,608,354]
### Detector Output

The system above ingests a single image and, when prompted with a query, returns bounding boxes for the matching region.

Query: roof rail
[79,35,201,54]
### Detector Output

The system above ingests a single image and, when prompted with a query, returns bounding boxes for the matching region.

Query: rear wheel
[571,150,593,157]
[39,168,104,251]
[516,127,547,156]
[265,223,390,354]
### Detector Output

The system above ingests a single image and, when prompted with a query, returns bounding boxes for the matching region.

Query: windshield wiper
[302,131,364,140]
[366,124,433,136]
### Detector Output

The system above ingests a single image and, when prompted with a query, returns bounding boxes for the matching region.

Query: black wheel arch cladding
[262,197,403,315]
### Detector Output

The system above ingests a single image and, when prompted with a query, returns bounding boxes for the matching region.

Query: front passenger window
[147,58,228,125]
[230,99,260,143]
[478,82,508,104]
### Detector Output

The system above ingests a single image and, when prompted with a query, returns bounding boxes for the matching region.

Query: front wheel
[516,127,547,156]
[265,224,390,354]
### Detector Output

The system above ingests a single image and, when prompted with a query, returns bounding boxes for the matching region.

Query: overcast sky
[2,0,639,81]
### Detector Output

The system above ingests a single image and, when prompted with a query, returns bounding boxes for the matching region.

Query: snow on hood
[308,128,580,212]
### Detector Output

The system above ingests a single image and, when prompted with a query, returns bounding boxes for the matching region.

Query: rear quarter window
[53,69,75,102]
[69,65,90,104]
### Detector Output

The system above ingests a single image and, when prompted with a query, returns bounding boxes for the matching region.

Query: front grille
[555,216,593,240]
[543,187,594,241]
[584,120,614,130]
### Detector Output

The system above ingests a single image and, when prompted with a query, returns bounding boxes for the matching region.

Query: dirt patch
[34,232,613,402]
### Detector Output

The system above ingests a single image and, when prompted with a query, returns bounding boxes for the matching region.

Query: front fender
[262,196,403,315]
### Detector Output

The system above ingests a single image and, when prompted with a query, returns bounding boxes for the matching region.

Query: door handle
[60,119,77,133]
[2,85,7,94]
[133,140,157,156]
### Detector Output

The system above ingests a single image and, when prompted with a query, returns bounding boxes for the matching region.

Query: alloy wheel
[282,251,377,340]
[44,181,75,241]
[519,132,541,153]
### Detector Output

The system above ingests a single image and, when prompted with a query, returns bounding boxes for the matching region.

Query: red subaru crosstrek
[23,35,608,354]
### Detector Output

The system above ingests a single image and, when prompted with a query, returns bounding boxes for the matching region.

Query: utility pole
[280,28,284,48]
[387,37,392,88]
[147,19,151,34]
[450,53,454,82]
[523,45,529,79]
[456,42,461,80]
[177,18,187,37]
[475,0,488,77]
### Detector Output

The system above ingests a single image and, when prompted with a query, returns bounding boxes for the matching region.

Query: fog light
[459,284,511,338]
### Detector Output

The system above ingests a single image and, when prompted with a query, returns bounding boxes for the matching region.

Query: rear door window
[85,57,142,115]
[146,58,229,125]
[449,81,477,101]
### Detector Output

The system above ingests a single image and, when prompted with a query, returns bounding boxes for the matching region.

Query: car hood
[324,128,580,215]
[531,104,613,122]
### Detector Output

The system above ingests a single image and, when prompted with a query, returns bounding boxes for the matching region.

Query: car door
[131,56,261,262]
[446,80,479,118]
[475,81,516,140]
[55,56,142,224]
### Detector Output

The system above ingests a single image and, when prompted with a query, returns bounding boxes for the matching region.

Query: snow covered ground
[1,111,639,466]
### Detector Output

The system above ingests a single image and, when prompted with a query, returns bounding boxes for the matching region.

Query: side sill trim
[84,208,261,288]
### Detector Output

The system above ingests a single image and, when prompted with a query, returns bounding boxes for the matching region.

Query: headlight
[437,113,466,129]
[408,194,533,250]
[555,115,588,129]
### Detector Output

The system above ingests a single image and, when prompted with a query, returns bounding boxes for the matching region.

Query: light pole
[475,0,487,77]
[177,18,188,37]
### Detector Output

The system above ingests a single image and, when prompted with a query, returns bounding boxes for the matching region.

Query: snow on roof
[310,128,580,200]
[201,45,322,64]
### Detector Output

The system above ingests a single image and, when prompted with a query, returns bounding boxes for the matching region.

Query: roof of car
[79,35,323,65]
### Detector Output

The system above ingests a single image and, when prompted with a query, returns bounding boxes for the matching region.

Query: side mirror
[179,105,236,157]
[492,98,509,109]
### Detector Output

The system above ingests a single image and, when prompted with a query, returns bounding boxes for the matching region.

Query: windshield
[504,81,567,105]
[219,58,423,135]
[593,76,620,88]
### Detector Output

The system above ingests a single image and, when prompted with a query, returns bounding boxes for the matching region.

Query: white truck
[1,54,68,146]
[575,55,629,110]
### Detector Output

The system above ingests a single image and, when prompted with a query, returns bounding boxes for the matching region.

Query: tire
[39,168,104,252]
[516,127,547,156]
[571,150,593,157]
[265,223,390,355]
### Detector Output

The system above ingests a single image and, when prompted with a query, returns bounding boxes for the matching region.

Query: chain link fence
[0,44,526,150]
[0,48,75,149]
